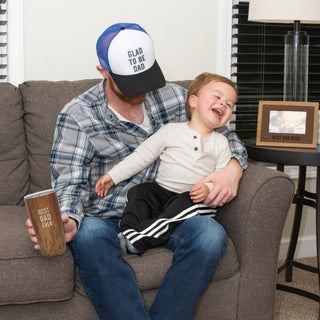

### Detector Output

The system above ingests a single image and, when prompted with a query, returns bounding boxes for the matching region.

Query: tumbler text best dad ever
[24,189,66,257]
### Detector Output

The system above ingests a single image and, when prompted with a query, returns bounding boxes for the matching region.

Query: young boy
[95,72,237,254]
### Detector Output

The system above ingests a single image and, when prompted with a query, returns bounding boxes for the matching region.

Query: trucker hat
[96,22,166,98]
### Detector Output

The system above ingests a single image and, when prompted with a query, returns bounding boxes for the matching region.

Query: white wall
[23,0,227,82]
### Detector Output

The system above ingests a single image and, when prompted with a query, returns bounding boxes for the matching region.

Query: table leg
[316,167,320,318]
[277,165,320,305]
[285,166,307,282]
[277,163,284,172]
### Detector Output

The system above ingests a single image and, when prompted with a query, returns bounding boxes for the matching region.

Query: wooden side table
[244,139,320,306]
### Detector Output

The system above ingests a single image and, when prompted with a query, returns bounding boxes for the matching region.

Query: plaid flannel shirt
[50,80,248,226]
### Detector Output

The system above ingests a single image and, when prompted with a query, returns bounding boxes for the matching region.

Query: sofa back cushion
[0,83,29,205]
[15,79,191,196]
[19,79,100,193]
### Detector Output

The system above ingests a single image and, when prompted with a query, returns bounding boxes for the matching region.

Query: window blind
[0,0,7,82]
[231,1,320,139]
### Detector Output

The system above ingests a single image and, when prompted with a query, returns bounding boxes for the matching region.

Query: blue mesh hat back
[96,23,148,72]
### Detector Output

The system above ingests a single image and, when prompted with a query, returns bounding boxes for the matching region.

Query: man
[27,22,247,320]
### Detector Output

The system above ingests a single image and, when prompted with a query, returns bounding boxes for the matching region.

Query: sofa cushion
[75,237,239,296]
[126,238,239,289]
[0,206,74,305]
[0,83,29,205]
[19,79,100,193]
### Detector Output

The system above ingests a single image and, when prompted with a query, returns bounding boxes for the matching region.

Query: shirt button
[193,135,197,139]
[194,147,198,151]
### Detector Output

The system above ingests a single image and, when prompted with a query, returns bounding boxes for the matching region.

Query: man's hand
[190,183,210,203]
[26,214,77,250]
[95,173,115,197]
[200,158,243,207]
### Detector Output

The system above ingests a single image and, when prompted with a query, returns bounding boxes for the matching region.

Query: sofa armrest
[216,162,295,319]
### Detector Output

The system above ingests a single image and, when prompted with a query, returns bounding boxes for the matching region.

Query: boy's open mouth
[212,107,223,118]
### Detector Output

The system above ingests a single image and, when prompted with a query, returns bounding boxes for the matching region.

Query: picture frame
[256,100,319,148]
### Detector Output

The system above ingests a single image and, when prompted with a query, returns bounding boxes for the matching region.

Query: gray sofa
[0,79,295,320]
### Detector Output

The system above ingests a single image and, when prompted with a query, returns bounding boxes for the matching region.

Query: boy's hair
[186,72,238,120]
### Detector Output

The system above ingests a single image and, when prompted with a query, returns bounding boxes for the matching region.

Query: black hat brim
[110,60,166,98]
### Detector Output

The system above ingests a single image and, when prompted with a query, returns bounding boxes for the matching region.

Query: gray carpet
[275,257,319,319]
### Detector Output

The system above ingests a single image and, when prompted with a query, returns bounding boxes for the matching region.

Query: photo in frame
[256,101,319,148]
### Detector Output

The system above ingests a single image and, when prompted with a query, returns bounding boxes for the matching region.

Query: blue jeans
[69,215,227,320]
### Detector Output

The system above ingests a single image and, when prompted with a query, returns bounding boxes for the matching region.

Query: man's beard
[109,78,146,105]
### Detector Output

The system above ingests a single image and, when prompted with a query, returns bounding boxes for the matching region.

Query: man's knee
[71,217,116,249]
[206,219,227,243]
[183,217,227,254]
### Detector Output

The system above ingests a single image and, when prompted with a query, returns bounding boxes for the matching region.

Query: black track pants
[119,182,217,254]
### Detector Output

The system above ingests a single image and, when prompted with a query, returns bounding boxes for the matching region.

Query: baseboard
[279,235,317,260]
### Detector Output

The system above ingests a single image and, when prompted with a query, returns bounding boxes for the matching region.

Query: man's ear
[96,65,109,78]
[188,95,198,109]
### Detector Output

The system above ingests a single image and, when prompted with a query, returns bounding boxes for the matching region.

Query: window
[231,1,320,139]
[0,0,24,85]
[0,0,7,82]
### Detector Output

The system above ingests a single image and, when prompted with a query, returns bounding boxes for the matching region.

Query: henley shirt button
[193,135,197,139]
[194,147,198,151]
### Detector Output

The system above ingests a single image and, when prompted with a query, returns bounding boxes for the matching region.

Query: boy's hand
[190,183,210,203]
[95,173,115,197]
